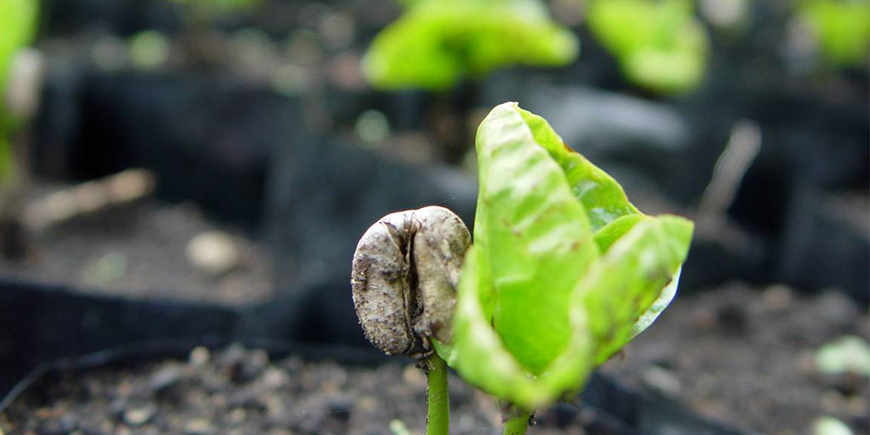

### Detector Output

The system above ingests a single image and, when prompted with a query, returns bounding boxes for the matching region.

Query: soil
[0,344,587,435]
[602,284,870,435]
[1,285,867,435]
[0,183,274,306]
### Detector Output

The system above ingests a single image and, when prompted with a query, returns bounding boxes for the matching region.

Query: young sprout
[438,103,693,433]
[352,103,693,435]
[352,206,471,435]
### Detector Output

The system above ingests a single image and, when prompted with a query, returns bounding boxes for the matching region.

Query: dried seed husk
[351,206,470,357]
[411,206,471,343]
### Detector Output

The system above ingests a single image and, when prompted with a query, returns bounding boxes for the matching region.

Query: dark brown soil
[1,188,867,435]
[0,344,586,435]
[0,184,273,306]
[2,286,868,435]
[602,284,870,435]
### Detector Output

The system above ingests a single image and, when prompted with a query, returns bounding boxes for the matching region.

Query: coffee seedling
[352,103,693,434]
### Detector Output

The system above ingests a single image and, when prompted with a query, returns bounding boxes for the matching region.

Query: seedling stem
[426,353,450,435]
[502,414,530,435]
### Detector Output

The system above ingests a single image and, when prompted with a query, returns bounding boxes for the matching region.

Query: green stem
[502,414,530,435]
[426,353,450,435]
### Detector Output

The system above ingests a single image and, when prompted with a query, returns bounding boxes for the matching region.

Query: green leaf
[438,102,694,410]
[798,0,870,68]
[473,101,600,374]
[0,0,38,184]
[363,0,578,91]
[593,214,645,252]
[435,246,594,410]
[170,0,262,13]
[0,0,38,92]
[515,107,640,231]
[587,0,708,94]
[576,215,693,364]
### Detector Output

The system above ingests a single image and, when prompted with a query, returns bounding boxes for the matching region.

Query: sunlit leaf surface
[438,102,693,409]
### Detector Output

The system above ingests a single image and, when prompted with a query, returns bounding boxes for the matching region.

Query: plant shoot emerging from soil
[352,103,693,434]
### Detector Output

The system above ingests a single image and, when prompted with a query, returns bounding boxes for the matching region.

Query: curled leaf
[577,216,692,364]
[437,102,692,409]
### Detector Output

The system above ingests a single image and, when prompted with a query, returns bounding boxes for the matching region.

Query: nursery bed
[1,344,582,435]
[1,285,866,435]
[602,284,869,435]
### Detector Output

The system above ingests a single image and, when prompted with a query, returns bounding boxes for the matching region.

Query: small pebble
[261,367,290,390]
[762,284,793,311]
[640,365,681,398]
[184,418,215,435]
[186,231,240,276]
[189,346,211,367]
[123,404,156,427]
[148,364,184,393]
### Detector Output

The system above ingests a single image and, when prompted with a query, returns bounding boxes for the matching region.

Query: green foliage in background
[363,0,578,91]
[0,0,39,183]
[434,103,693,410]
[171,0,262,14]
[587,0,709,95]
[798,0,870,68]
[0,0,38,90]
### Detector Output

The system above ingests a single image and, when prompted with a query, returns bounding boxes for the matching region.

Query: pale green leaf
[0,0,38,183]
[515,107,640,230]
[363,0,578,90]
[473,102,599,374]
[436,246,594,410]
[437,103,693,410]
[799,0,870,68]
[0,0,38,92]
[587,0,708,94]
[576,215,693,364]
